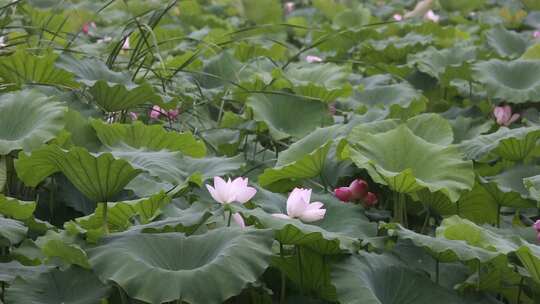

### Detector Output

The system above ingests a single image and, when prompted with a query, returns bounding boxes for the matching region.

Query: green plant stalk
[227,209,232,227]
[435,258,439,284]
[103,202,109,234]
[296,245,304,295]
[516,277,524,304]
[280,243,286,304]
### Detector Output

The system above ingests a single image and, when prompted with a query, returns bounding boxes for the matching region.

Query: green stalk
[102,203,109,234]
[516,277,524,304]
[227,209,232,227]
[280,243,286,304]
[296,245,304,295]
[435,258,439,284]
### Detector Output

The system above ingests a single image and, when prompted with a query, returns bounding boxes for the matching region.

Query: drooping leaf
[247,93,332,140]
[473,60,540,104]
[36,230,91,269]
[0,90,66,155]
[89,80,161,112]
[482,165,540,202]
[15,145,142,202]
[349,124,474,202]
[0,261,50,283]
[0,50,78,89]
[0,217,27,246]
[56,55,131,86]
[408,46,476,84]
[5,267,110,304]
[0,195,36,220]
[88,228,274,304]
[486,25,528,58]
[91,119,206,158]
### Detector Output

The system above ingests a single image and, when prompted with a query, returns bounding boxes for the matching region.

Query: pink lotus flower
[349,179,368,200]
[306,55,323,63]
[393,14,403,21]
[493,105,520,126]
[534,220,540,232]
[364,192,378,207]
[122,37,130,50]
[206,176,257,204]
[232,213,246,228]
[334,187,352,202]
[149,105,180,120]
[273,188,326,222]
[534,31,540,39]
[284,2,295,14]
[424,10,440,22]
[129,112,138,121]
[82,22,96,35]
[149,105,163,119]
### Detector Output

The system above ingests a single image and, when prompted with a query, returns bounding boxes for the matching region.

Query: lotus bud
[364,192,378,207]
[349,179,369,200]
[334,187,353,202]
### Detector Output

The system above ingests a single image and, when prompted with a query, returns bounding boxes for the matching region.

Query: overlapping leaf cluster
[0,0,540,303]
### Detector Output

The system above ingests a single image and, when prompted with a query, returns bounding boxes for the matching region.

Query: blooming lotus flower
[206,176,257,204]
[306,55,323,63]
[349,179,368,200]
[404,0,433,19]
[534,220,540,232]
[166,108,180,120]
[493,105,520,126]
[272,188,326,222]
[82,22,96,35]
[534,31,540,39]
[150,105,163,119]
[232,213,246,228]
[284,2,295,14]
[364,192,378,207]
[393,14,403,21]
[424,10,440,22]
[334,187,352,202]
[150,105,180,120]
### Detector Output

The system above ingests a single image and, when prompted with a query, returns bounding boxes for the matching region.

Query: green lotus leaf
[438,0,485,12]
[486,25,528,58]
[362,33,433,63]
[5,267,110,304]
[89,80,161,112]
[281,63,352,102]
[0,157,4,192]
[331,251,477,304]
[88,228,274,304]
[247,93,332,140]
[241,0,282,24]
[91,119,206,158]
[349,125,474,202]
[0,261,50,283]
[0,195,36,220]
[258,141,332,189]
[524,175,540,202]
[353,83,427,119]
[515,245,540,284]
[236,193,377,254]
[76,191,171,232]
[0,50,78,89]
[408,46,476,84]
[56,55,131,86]
[15,145,142,202]
[449,116,492,143]
[459,126,540,161]
[348,113,454,146]
[0,217,27,246]
[0,90,66,155]
[473,60,540,104]
[482,165,540,202]
[36,230,90,269]
[521,43,540,60]
[133,201,212,235]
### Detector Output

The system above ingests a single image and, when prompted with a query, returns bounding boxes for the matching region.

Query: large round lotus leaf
[0,90,66,155]
[349,124,474,202]
[15,145,142,202]
[473,60,540,104]
[524,175,540,202]
[247,93,332,140]
[87,228,274,304]
[486,26,527,58]
[352,83,426,119]
[408,46,476,84]
[331,252,479,304]
[483,165,540,201]
[89,80,161,112]
[439,0,485,12]
[5,267,110,304]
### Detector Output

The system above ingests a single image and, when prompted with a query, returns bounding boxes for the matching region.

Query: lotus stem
[280,243,286,304]
[435,258,439,284]
[102,202,109,234]
[517,277,524,304]
[227,209,232,227]
[296,245,304,295]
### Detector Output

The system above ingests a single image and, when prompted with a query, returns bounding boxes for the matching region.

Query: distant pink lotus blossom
[149,105,180,120]
[149,105,162,119]
[129,112,138,120]
[393,14,403,21]
[533,220,540,232]
[82,22,96,35]
[306,55,323,63]
[272,188,326,222]
[364,192,378,207]
[284,2,295,14]
[232,213,246,228]
[424,10,440,22]
[493,105,520,126]
[334,187,352,202]
[206,176,257,205]
[122,37,130,50]
[349,179,368,200]
[534,31,540,38]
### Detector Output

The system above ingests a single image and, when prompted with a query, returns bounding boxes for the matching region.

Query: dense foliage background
[1,0,540,303]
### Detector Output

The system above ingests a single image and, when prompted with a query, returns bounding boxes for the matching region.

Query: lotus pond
[1,0,540,303]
